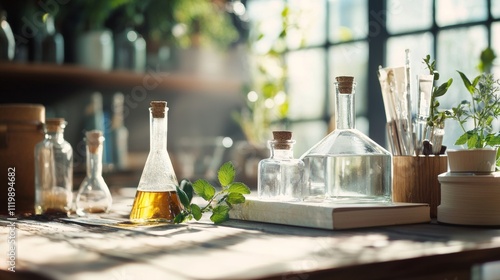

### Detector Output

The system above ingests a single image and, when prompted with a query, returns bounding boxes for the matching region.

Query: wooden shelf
[0,62,242,97]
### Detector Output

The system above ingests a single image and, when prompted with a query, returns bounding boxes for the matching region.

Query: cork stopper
[150,101,167,118]
[272,130,294,150]
[85,130,104,154]
[335,76,355,94]
[45,118,66,133]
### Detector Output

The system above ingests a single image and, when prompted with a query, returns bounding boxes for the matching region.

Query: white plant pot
[75,30,114,71]
[446,148,498,174]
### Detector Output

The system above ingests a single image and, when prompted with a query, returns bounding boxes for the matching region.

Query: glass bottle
[41,13,64,64]
[301,76,392,203]
[111,92,128,170]
[35,118,73,216]
[129,101,182,224]
[258,131,304,201]
[0,11,15,61]
[75,130,112,215]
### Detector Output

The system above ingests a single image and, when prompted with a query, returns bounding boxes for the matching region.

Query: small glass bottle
[41,13,64,64]
[0,11,15,61]
[129,101,182,224]
[258,131,304,201]
[301,76,392,202]
[35,118,73,216]
[111,92,128,170]
[75,130,112,216]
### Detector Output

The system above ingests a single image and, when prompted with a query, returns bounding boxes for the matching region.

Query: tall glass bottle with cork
[129,101,182,223]
[258,131,304,201]
[301,76,392,202]
[75,130,113,215]
[35,118,73,216]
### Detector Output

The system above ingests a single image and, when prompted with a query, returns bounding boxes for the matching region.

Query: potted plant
[446,69,500,173]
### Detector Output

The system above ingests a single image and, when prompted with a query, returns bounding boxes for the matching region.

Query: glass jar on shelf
[35,118,73,216]
[301,76,392,203]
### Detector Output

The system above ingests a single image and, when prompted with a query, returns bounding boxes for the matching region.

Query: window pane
[329,0,368,43]
[493,23,500,75]
[290,121,328,157]
[386,0,432,34]
[492,0,500,18]
[386,33,433,70]
[288,0,326,48]
[329,41,369,122]
[437,25,488,149]
[436,0,487,26]
[246,0,285,54]
[287,48,326,120]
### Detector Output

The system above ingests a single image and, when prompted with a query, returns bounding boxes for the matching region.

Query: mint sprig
[174,161,251,224]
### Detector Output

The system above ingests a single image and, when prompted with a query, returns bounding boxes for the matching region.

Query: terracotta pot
[446,148,498,174]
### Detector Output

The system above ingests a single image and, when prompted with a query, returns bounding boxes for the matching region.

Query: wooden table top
[1,192,500,280]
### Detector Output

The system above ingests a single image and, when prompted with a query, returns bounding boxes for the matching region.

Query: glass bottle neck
[46,130,65,143]
[150,115,168,151]
[336,92,355,130]
[270,145,294,159]
[86,145,103,178]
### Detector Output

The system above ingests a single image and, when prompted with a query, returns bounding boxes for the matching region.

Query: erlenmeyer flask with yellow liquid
[129,101,182,223]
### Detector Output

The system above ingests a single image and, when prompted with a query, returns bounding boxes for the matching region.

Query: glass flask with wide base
[129,101,182,224]
[301,76,392,203]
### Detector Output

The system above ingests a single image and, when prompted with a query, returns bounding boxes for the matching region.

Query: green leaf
[227,182,251,194]
[486,134,500,146]
[191,204,202,220]
[434,79,453,97]
[210,205,230,224]
[226,193,246,204]
[455,133,469,145]
[218,161,235,187]
[174,212,186,224]
[180,179,194,202]
[193,179,216,201]
[176,186,191,209]
[457,71,475,94]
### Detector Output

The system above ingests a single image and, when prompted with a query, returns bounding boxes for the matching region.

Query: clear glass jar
[301,76,393,203]
[258,131,304,201]
[75,130,112,215]
[129,101,182,224]
[35,118,73,216]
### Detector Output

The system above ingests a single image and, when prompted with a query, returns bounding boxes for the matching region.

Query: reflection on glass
[329,0,368,43]
[289,121,328,158]
[437,25,487,150]
[387,0,432,34]
[287,48,326,120]
[436,0,487,26]
[288,0,326,48]
[329,41,369,126]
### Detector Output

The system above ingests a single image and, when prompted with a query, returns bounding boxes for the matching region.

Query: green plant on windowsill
[450,71,500,168]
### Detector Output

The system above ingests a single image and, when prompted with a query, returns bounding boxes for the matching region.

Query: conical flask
[130,101,182,223]
[301,76,392,202]
[75,130,112,215]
